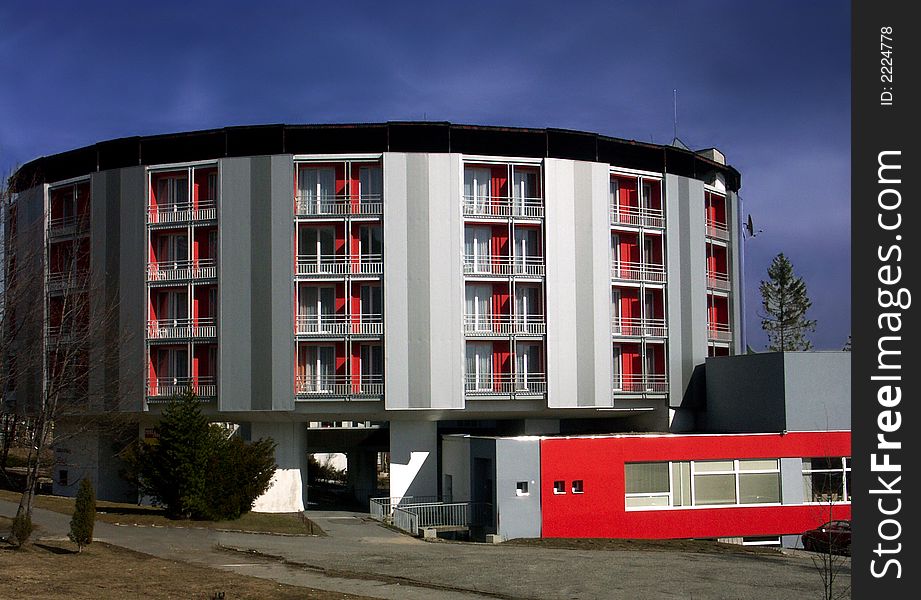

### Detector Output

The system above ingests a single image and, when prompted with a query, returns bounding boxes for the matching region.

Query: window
[516,481,529,496]
[58,469,68,487]
[625,458,781,510]
[802,457,851,503]
[515,343,542,390]
[158,234,188,265]
[358,166,382,200]
[610,178,620,208]
[465,342,493,391]
[157,175,189,207]
[465,226,492,273]
[511,168,539,216]
[464,167,492,212]
[206,172,218,203]
[359,226,383,260]
[612,345,623,391]
[299,286,335,332]
[360,344,383,381]
[465,284,492,331]
[360,285,382,321]
[513,228,540,273]
[553,480,566,495]
[301,346,335,392]
[572,480,584,494]
[298,167,336,203]
[299,227,335,263]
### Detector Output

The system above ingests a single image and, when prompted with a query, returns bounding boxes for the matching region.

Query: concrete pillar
[389,420,438,500]
[347,450,380,506]
[251,421,308,513]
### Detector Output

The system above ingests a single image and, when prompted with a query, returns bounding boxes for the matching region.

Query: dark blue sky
[0,1,850,350]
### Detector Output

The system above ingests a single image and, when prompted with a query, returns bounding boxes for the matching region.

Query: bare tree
[3,173,134,543]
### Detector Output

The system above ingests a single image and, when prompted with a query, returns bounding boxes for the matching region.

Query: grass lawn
[0,490,323,536]
[0,521,369,600]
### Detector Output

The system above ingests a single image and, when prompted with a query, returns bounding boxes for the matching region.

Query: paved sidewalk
[2,499,849,600]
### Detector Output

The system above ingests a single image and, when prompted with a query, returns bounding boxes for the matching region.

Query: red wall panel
[540,432,851,539]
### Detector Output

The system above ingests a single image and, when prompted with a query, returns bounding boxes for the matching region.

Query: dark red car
[802,520,851,555]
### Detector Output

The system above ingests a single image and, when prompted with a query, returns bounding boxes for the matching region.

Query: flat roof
[9,121,740,192]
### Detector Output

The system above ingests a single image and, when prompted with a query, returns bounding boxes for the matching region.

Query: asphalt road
[1,499,850,599]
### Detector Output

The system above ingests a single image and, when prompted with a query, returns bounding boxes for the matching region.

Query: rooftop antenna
[673,88,678,141]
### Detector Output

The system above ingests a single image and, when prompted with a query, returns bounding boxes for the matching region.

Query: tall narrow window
[157,176,189,207]
[641,181,653,209]
[299,227,335,265]
[515,285,540,331]
[465,226,492,274]
[612,345,623,391]
[298,167,336,213]
[360,344,383,383]
[303,346,335,392]
[610,179,621,210]
[515,343,541,389]
[611,289,622,331]
[299,286,335,332]
[159,234,188,267]
[465,342,493,391]
[360,226,383,259]
[512,169,539,216]
[513,228,539,274]
[206,172,218,203]
[464,167,492,213]
[465,285,492,331]
[358,166,382,200]
[360,285,382,321]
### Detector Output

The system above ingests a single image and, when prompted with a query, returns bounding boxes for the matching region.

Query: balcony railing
[463,255,545,277]
[147,259,217,282]
[48,215,89,239]
[463,314,546,336]
[296,254,383,277]
[708,323,733,342]
[296,193,383,217]
[611,261,667,283]
[612,374,669,394]
[295,374,383,398]
[610,206,665,229]
[707,271,731,291]
[47,270,88,293]
[295,314,382,336]
[706,219,730,241]
[462,196,544,219]
[147,376,216,399]
[148,201,217,225]
[147,318,217,340]
[464,372,547,396]
[611,317,668,338]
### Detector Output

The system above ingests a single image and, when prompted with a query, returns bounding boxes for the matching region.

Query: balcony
[46,324,87,345]
[611,261,667,284]
[464,372,547,397]
[295,374,383,398]
[463,315,546,336]
[707,271,731,291]
[296,254,383,277]
[612,374,668,394]
[708,323,733,342]
[295,314,382,336]
[462,196,544,219]
[296,194,382,218]
[706,219,730,241]
[610,206,665,229]
[611,317,667,338]
[148,201,217,225]
[147,318,217,341]
[47,270,88,293]
[147,259,217,283]
[147,376,216,400]
[48,215,89,239]
[463,255,545,278]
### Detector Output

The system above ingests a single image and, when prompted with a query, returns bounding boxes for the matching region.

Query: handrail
[610,205,665,229]
[463,255,545,277]
[463,314,546,335]
[611,317,668,337]
[612,373,669,394]
[462,195,544,219]
[611,261,667,283]
[464,372,546,395]
[296,313,383,335]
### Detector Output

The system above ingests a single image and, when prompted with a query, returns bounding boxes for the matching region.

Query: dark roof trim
[9,122,740,192]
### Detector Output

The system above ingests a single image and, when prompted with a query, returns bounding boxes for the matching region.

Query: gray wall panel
[249,157,273,410]
[217,158,253,411]
[704,352,786,432]
[727,190,744,354]
[783,353,851,431]
[117,167,146,412]
[405,155,431,409]
[383,153,410,409]
[270,156,295,410]
[496,438,541,539]
[781,457,804,505]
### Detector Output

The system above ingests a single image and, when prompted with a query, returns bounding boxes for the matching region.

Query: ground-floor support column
[346,450,380,506]
[251,421,308,513]
[389,420,438,500]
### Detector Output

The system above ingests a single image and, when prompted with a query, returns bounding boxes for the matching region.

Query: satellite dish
[745,214,762,238]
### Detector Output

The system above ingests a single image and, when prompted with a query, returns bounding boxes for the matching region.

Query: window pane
[694,474,735,505]
[694,460,734,473]
[739,459,779,471]
[626,496,670,508]
[739,473,780,504]
[625,462,669,494]
[671,461,692,507]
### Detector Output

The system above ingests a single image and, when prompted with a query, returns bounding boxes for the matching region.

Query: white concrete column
[251,421,308,513]
[389,420,438,501]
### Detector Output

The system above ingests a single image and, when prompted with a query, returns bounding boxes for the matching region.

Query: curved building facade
[6,122,743,510]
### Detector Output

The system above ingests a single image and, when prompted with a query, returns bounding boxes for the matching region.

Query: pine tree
[759,253,816,350]
[68,478,96,551]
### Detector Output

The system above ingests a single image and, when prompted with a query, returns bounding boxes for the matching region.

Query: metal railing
[46,270,88,292]
[708,323,733,341]
[296,254,383,277]
[463,255,545,277]
[707,271,731,291]
[463,314,546,336]
[706,219,730,241]
[48,215,89,238]
[148,201,217,224]
[296,193,383,217]
[462,195,544,219]
[611,317,668,338]
[387,501,493,536]
[369,496,439,521]
[147,318,217,340]
[295,374,383,398]
[147,259,217,282]
[464,372,547,396]
[612,374,669,394]
[611,261,667,283]
[295,314,382,336]
[147,376,216,399]
[610,205,665,229]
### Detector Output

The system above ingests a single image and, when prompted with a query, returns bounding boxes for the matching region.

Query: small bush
[68,478,96,551]
[11,513,32,547]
